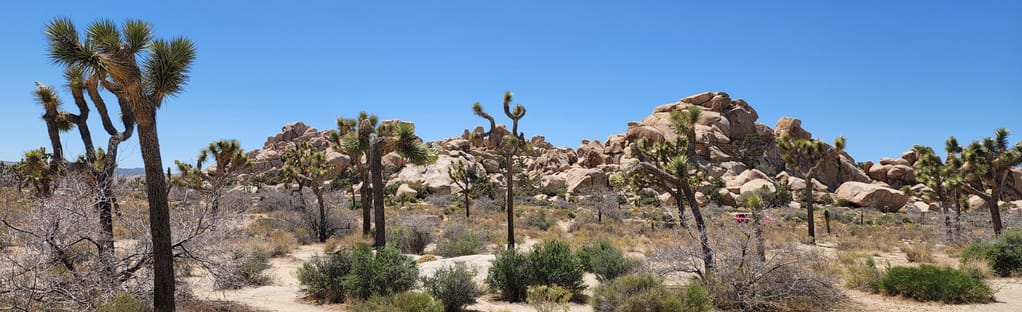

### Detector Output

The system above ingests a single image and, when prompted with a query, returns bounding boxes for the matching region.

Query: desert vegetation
[3,14,1022,312]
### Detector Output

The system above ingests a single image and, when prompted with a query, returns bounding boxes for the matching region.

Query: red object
[732,212,773,223]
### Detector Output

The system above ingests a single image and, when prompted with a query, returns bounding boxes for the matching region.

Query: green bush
[344,244,420,300]
[297,250,352,303]
[390,225,433,255]
[350,291,442,312]
[422,262,481,312]
[96,292,150,312]
[591,274,684,312]
[682,283,714,312]
[961,230,1022,277]
[878,265,993,303]
[526,240,586,295]
[436,224,488,257]
[524,209,553,230]
[577,238,638,281]
[297,244,419,303]
[486,248,531,302]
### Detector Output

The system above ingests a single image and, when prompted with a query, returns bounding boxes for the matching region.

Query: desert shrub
[878,265,993,303]
[472,196,504,212]
[297,250,353,303]
[344,244,420,300]
[390,225,433,255]
[527,284,571,312]
[96,292,150,312]
[843,255,882,292]
[961,230,1022,277]
[577,238,638,281]
[254,188,297,212]
[485,248,530,302]
[349,291,442,312]
[437,224,488,257]
[265,230,299,257]
[903,242,934,263]
[590,274,684,312]
[526,240,586,296]
[217,249,270,289]
[636,189,661,207]
[682,283,714,312]
[249,170,287,187]
[298,244,419,303]
[524,209,554,230]
[422,262,481,312]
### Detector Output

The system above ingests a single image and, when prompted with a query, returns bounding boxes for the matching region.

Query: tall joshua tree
[777,133,845,245]
[626,105,714,276]
[46,18,196,311]
[472,92,527,249]
[959,128,1022,236]
[330,113,375,236]
[332,113,433,247]
[173,139,251,212]
[448,160,478,218]
[914,139,965,242]
[282,140,335,242]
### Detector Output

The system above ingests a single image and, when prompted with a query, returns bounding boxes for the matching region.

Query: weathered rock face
[834,182,908,209]
[561,167,608,195]
[774,117,811,141]
[247,121,348,180]
[391,152,485,195]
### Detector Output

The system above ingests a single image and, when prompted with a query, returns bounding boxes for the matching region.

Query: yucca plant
[959,128,1022,236]
[44,18,196,310]
[626,105,715,276]
[777,133,846,245]
[472,91,527,249]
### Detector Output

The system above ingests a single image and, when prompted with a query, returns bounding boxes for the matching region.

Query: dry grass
[902,241,935,263]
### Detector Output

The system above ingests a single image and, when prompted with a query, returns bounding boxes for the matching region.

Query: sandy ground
[188,230,1022,312]
[191,244,344,312]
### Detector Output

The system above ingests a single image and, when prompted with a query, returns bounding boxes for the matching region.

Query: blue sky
[1,1,1019,168]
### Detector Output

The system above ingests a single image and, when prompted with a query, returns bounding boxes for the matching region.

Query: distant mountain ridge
[1,160,144,177]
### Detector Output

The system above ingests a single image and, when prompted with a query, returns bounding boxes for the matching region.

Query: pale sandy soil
[843,278,1022,312]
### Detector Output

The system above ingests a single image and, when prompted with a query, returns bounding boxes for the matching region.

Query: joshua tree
[332,113,433,248]
[776,133,846,245]
[472,92,527,249]
[448,160,479,218]
[173,139,251,212]
[914,140,965,242]
[330,113,374,236]
[959,128,1022,236]
[626,105,714,276]
[282,140,335,242]
[14,148,54,196]
[45,18,196,309]
[744,193,767,262]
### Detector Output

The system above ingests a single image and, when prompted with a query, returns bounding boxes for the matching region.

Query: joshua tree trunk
[680,181,714,275]
[359,176,372,236]
[370,139,387,248]
[753,202,766,262]
[135,109,175,312]
[464,188,471,219]
[804,168,816,245]
[505,153,515,249]
[314,185,327,242]
[672,190,688,229]
[990,187,1003,235]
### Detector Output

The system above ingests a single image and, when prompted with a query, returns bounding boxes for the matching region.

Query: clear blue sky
[1,1,1019,168]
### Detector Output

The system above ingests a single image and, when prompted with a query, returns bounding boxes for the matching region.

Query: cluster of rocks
[239,91,1022,212]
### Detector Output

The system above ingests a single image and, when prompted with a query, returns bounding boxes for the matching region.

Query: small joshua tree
[776,133,846,245]
[173,139,251,212]
[627,105,714,276]
[958,128,1021,236]
[914,139,965,242]
[282,140,335,242]
[448,160,479,218]
[330,113,375,236]
[472,91,527,249]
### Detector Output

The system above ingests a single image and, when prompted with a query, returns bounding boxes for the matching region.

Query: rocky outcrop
[834,182,908,209]
[391,152,485,195]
